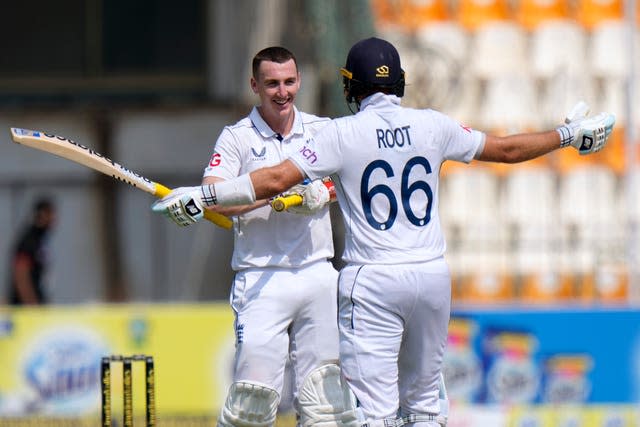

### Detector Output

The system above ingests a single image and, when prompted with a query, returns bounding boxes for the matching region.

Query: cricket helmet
[340,37,405,105]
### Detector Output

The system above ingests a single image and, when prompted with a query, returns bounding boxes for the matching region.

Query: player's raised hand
[152,186,205,227]
[556,101,616,155]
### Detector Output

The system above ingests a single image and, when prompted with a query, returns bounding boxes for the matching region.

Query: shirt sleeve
[203,127,243,180]
[434,110,485,163]
[288,120,343,180]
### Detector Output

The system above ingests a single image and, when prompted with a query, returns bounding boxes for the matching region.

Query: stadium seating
[530,20,588,80]
[515,0,570,30]
[456,0,510,31]
[469,21,529,80]
[371,0,636,303]
[558,164,627,300]
[502,162,574,301]
[413,20,478,123]
[479,73,540,134]
[440,164,514,302]
[575,0,623,31]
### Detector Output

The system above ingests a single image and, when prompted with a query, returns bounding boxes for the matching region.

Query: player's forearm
[479,130,560,163]
[202,176,268,214]
[249,161,304,200]
[154,161,305,227]
[206,199,269,217]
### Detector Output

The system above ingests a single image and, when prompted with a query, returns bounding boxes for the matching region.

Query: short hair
[252,46,298,79]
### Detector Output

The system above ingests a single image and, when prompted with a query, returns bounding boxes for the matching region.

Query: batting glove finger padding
[152,187,205,227]
[287,179,331,215]
[280,179,311,198]
[564,100,590,124]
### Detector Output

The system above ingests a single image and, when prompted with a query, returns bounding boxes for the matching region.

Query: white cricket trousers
[338,257,451,426]
[230,260,340,400]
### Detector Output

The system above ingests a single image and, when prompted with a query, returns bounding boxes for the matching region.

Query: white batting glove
[288,179,331,215]
[280,182,308,198]
[152,186,205,227]
[556,101,616,155]
[564,100,590,123]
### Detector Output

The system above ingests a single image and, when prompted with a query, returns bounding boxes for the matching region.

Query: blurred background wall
[0,0,373,303]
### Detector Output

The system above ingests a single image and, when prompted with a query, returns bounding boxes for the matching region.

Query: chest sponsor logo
[251,146,266,160]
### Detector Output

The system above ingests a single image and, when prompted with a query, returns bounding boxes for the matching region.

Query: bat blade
[11,128,159,193]
[10,128,232,229]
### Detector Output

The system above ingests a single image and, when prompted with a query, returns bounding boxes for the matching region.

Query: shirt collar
[359,93,402,111]
[249,106,303,140]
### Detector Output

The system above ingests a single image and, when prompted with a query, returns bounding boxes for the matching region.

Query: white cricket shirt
[204,106,334,270]
[290,93,485,265]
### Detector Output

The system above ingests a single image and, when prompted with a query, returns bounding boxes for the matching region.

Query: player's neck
[259,106,295,137]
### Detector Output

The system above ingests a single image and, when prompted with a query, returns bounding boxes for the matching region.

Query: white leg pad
[217,381,280,427]
[297,363,360,427]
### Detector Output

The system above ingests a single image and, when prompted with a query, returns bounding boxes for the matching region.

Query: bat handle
[271,194,304,212]
[271,180,336,212]
[155,184,233,230]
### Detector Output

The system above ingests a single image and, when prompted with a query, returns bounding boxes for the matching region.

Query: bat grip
[271,180,337,212]
[271,194,303,212]
[155,184,233,230]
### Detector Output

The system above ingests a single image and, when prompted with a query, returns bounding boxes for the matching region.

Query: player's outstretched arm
[152,160,304,227]
[477,101,615,164]
[201,176,269,217]
[248,160,305,200]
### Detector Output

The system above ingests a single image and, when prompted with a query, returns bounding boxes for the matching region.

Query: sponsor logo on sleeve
[209,153,221,167]
[299,145,318,164]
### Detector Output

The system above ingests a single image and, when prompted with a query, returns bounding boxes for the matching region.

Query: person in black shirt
[8,198,56,305]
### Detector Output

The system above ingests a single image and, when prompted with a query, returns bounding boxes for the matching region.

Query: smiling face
[251,58,300,134]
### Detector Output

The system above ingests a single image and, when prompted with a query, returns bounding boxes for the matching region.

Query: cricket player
[174,46,358,427]
[154,37,615,426]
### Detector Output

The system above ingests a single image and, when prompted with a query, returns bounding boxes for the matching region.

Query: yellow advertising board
[0,303,236,419]
[1,304,638,427]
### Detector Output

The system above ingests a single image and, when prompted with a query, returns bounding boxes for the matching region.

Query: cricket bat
[10,128,232,230]
[270,179,336,212]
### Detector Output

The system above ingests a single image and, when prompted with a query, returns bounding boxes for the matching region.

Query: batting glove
[556,101,616,155]
[152,186,205,227]
[290,179,331,215]
[277,180,327,215]
[279,181,309,199]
